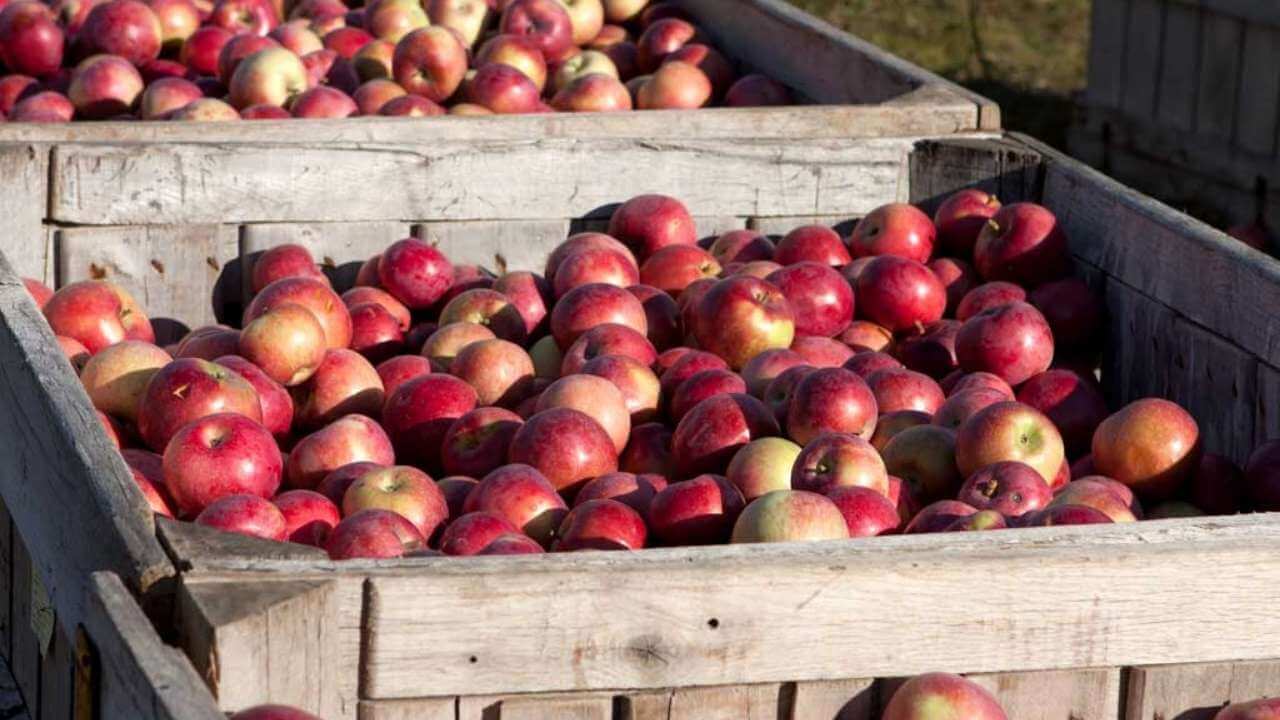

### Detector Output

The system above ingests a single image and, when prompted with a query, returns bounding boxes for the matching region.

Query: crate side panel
[0,145,51,285]
[1121,0,1166,120]
[967,668,1121,720]
[413,220,572,274]
[1235,23,1280,157]
[1196,13,1244,142]
[1156,2,1202,133]
[1086,0,1132,109]
[1125,659,1280,720]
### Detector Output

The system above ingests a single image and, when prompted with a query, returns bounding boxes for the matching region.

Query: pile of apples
[0,0,790,122]
[28,188,1280,561]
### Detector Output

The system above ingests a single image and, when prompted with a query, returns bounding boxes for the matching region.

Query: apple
[464,463,569,546]
[601,0,643,23]
[607,194,696,261]
[974,202,1071,286]
[139,76,203,119]
[348,302,406,363]
[880,424,961,503]
[229,47,307,108]
[426,0,487,48]
[451,338,536,407]
[929,257,978,317]
[561,323,656,374]
[214,355,294,441]
[791,431,888,497]
[438,288,528,344]
[138,358,263,451]
[895,320,959,380]
[955,400,1065,486]
[786,367,877,445]
[955,301,1054,386]
[627,284,682,350]
[620,421,673,477]
[1213,698,1280,720]
[381,373,477,471]
[638,245,720,299]
[671,393,778,478]
[664,43,732,98]
[866,367,944,415]
[181,25,232,76]
[286,414,395,489]
[208,0,278,36]
[709,229,774,265]
[551,48,617,94]
[550,283,648,348]
[555,0,602,45]
[1190,452,1245,516]
[842,350,901,379]
[238,303,328,386]
[178,327,242,361]
[477,533,544,554]
[553,498,646,550]
[490,271,551,339]
[81,0,162,66]
[552,245,639,297]
[435,475,477,519]
[727,260,787,279]
[377,237,454,310]
[854,255,945,333]
[269,20,323,55]
[217,33,278,85]
[932,387,1008,430]
[904,499,976,534]
[67,54,145,119]
[57,336,92,369]
[240,103,293,119]
[126,459,175,518]
[290,85,356,117]
[774,225,851,267]
[1016,369,1106,459]
[944,370,1014,399]
[508,407,618,494]
[669,368,746,423]
[635,16,694,72]
[170,97,241,120]
[1028,277,1102,349]
[273,489,340,546]
[935,189,1002,256]
[790,336,855,369]
[343,465,448,539]
[730,489,848,543]
[0,76,40,117]
[500,0,574,62]
[291,349,384,428]
[587,23,627,47]
[649,474,744,545]
[163,412,282,517]
[1094,398,1201,502]
[955,281,1026,322]
[378,93,444,115]
[0,3,64,77]
[325,508,426,559]
[352,39,395,82]
[883,673,1007,719]
[439,511,520,555]
[392,26,467,102]
[826,485,898,537]
[765,262,853,338]
[691,276,794,370]
[475,33,546,91]
[421,323,494,371]
[1049,479,1139,523]
[196,494,287,540]
[869,409,931,452]
[575,471,666,519]
[315,461,384,506]
[79,340,172,423]
[365,0,427,43]
[724,73,790,106]
[376,355,432,397]
[848,203,935,263]
[762,364,815,425]
[958,460,1050,517]
[740,348,806,398]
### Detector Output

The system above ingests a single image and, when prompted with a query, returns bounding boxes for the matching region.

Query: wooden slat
[344,513,1280,699]
[616,690,671,720]
[788,677,875,720]
[413,220,571,274]
[907,137,1042,215]
[1098,279,1174,409]
[1256,363,1280,448]
[1121,0,1166,120]
[1167,0,1280,26]
[1125,659,1280,720]
[241,221,411,297]
[48,138,913,226]
[358,698,456,720]
[0,497,13,662]
[0,145,51,285]
[38,627,72,720]
[10,539,40,712]
[56,225,238,343]
[1195,13,1243,142]
[967,669,1121,720]
[1156,1,1202,132]
[1086,0,1132,110]
[668,684,780,720]
[462,693,613,720]
[1165,316,1259,465]
[1234,23,1280,157]
[83,572,223,720]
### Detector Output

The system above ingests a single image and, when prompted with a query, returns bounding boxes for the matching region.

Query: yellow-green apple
[854,255,945,333]
[786,367,877,445]
[648,473,743,545]
[848,203,936,263]
[691,276,794,370]
[724,73,790,106]
[1016,369,1106,459]
[601,0,644,23]
[365,0,427,42]
[766,262,853,338]
[869,409,931,452]
[791,431,887,496]
[1093,398,1200,501]
[671,393,778,478]
[163,412,282,517]
[499,0,574,62]
[550,283,648,349]
[476,33,546,91]
[881,424,961,503]
[525,335,561,379]
[464,463,569,546]
[325,508,426,559]
[775,225,851,266]
[635,59,709,109]
[67,53,145,118]
[377,237,455,309]
[208,0,279,36]
[956,400,1065,486]
[138,358,263,451]
[237,303,327,387]
[723,436,799,501]
[508,407,618,494]
[620,421,673,477]
[556,0,602,45]
[80,340,172,422]
[343,465,447,539]
[934,188,1001,257]
[139,76,202,119]
[955,301,1054,386]
[195,494,287,540]
[551,48,616,92]
[883,673,1007,719]
[730,489,847,543]
[81,0,162,65]
[272,489,340,545]
[973,202,1071,286]
[269,19,323,55]
[441,406,523,477]
[427,0,488,48]
[228,46,307,108]
[287,414,395,490]
[381,373,477,471]
[958,460,1050,517]
[553,498,646,550]
[0,2,64,77]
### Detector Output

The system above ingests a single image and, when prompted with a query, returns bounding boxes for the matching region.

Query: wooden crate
[5,132,1280,719]
[1069,0,1280,230]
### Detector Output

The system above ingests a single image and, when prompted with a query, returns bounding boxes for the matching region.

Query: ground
[788,0,1093,148]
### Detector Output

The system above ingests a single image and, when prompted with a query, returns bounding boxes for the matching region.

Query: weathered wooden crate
[5,131,1280,719]
[1069,0,1280,230]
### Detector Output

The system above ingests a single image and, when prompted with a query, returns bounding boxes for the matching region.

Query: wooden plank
[788,677,875,720]
[484,693,612,720]
[176,577,342,718]
[83,572,223,720]
[668,684,780,720]
[241,221,411,297]
[1098,279,1174,410]
[1125,659,1280,720]
[10,539,40,713]
[747,215,859,239]
[1256,364,1280,449]
[56,225,238,344]
[1166,316,1259,465]
[413,220,571,274]
[1086,0,1132,110]
[48,138,914,226]
[616,690,671,720]
[967,668,1121,720]
[0,497,13,662]
[1156,1,1202,132]
[158,517,328,571]
[1195,13,1243,142]
[0,145,51,285]
[351,513,1280,698]
[907,137,1043,216]
[1234,23,1280,157]
[1122,0,1166,120]
[358,698,456,720]
[38,627,72,720]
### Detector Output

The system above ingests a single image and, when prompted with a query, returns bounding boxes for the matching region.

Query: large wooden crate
[1069,0,1280,230]
[3,131,1280,718]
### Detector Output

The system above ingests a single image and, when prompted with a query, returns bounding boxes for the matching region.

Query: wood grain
[967,668,1121,720]
[1165,316,1259,465]
[0,145,51,285]
[1125,659,1280,720]
[668,683,780,720]
[1122,0,1166,120]
[358,698,456,720]
[1086,0,1131,110]
[1156,1,1201,132]
[0,497,13,664]
[787,677,875,720]
[39,627,72,720]
[1195,12,1242,142]
[413,220,571,274]
[1235,23,1280,158]
[9,539,39,713]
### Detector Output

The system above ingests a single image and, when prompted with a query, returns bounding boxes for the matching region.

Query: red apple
[499,0,573,62]
[315,461,384,506]
[956,281,1026,322]
[364,0,427,43]
[883,673,1007,720]
[866,367,944,415]
[546,232,637,282]
[955,301,1054,386]
[464,463,569,546]
[932,387,1008,430]
[553,498,646,550]
[664,42,731,98]
[343,465,447,539]
[163,412,282,517]
[880,424,962,503]
[228,46,307,109]
[854,256,945,333]
[475,32,546,90]
[289,85,355,116]
[177,327,242,361]
[325,508,426,559]
[347,302,405,364]
[638,245,720,298]
[730,489,848,543]
[790,336,855,368]
[740,348,806,398]
[691,276,794,370]
[492,271,552,338]
[635,16,693,72]
[391,25,466,102]
[1094,398,1201,502]
[649,473,744,545]
[1016,369,1106,459]
[668,368,743,423]
[0,3,64,78]
[508,407,618,494]
[352,78,404,113]
[765,262,853,338]
[245,276,352,351]
[620,421,673,477]
[237,303,327,388]
[562,323,656,375]
[208,0,277,36]
[377,237,454,310]
[974,202,1071,286]
[0,76,41,117]
[273,489,340,546]
[762,364,815,425]
[180,25,231,76]
[955,400,1065,486]
[945,370,1015,399]
[827,485,898,537]
[286,413,395,489]
[381,373,477,471]
[843,350,902,379]
[930,257,978,316]
[774,225,851,267]
[1049,479,1139,523]
[709,229,774,264]
[552,69,632,111]
[904,499,975,533]
[1028,277,1102,348]
[421,322,495,370]
[786,367,877,445]
[607,194,696,261]
[449,338,535,407]
[216,355,292,440]
[196,493,287,540]
[869,409,931,452]
[934,189,1002,256]
[67,53,144,119]
[375,355,432,397]
[958,460,1050,517]
[270,19,323,55]
[1190,452,1245,516]
[434,475,477,520]
[671,392,778,478]
[724,73,790,106]
[895,320,959,380]
[81,0,162,66]
[441,407,522,478]
[791,431,888,496]
[291,348,384,428]
[477,533,544,554]
[426,0,488,48]
[575,471,666,519]
[439,511,519,555]
[848,203,935,263]
[553,245,639,297]
[138,76,202,119]
[138,358,262,452]
[550,282,647,348]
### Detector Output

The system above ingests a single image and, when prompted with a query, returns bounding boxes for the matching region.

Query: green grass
[789,0,1092,148]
